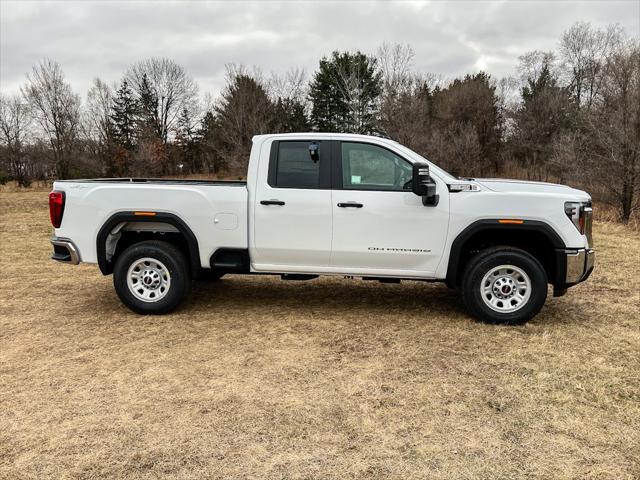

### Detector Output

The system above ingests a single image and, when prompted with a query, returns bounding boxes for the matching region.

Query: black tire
[113,240,191,315]
[461,247,547,325]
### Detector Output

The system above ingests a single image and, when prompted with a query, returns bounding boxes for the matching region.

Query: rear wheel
[113,240,191,314]
[461,247,547,325]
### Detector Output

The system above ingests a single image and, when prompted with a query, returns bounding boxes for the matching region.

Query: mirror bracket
[422,193,439,207]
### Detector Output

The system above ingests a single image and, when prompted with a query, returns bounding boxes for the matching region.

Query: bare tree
[22,59,81,179]
[560,21,623,110]
[268,68,307,103]
[125,57,199,143]
[84,78,117,175]
[377,43,415,96]
[85,78,114,145]
[0,94,32,186]
[517,51,558,87]
[584,39,640,222]
[378,79,433,152]
[377,42,422,143]
[334,53,381,134]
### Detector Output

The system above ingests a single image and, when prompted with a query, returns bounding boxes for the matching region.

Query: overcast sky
[1,0,639,99]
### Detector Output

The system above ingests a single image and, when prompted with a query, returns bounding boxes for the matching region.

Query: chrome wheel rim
[481,264,531,313]
[126,257,171,302]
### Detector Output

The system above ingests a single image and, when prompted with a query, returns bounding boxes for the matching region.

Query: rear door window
[268,141,329,189]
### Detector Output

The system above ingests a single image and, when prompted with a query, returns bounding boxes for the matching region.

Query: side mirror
[309,142,319,163]
[412,162,439,206]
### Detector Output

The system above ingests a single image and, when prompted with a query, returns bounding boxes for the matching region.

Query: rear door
[330,140,449,276]
[251,139,333,270]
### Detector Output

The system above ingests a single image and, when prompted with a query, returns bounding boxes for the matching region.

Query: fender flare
[96,211,200,275]
[445,219,566,288]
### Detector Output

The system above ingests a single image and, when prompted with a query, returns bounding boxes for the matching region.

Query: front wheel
[461,247,548,325]
[113,240,191,314]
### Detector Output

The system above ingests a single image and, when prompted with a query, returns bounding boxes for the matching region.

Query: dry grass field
[1,189,639,480]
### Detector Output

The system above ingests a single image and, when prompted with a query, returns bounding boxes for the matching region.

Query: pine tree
[134,74,171,175]
[309,51,382,134]
[175,108,199,173]
[110,80,138,174]
[111,80,137,151]
[197,111,219,174]
[138,73,161,141]
[213,73,274,176]
[272,97,310,133]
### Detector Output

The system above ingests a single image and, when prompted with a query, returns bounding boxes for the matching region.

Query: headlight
[564,201,591,234]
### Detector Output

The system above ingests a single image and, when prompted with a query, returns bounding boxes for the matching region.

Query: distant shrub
[18,177,32,188]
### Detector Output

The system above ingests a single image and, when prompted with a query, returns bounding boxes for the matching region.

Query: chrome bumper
[564,248,595,284]
[50,237,80,265]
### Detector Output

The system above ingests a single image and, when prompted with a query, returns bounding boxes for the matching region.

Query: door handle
[337,202,363,208]
[260,200,285,206]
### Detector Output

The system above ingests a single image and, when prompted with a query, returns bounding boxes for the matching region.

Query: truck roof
[252,132,400,145]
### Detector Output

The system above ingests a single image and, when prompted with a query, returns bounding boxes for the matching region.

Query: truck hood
[474,178,590,199]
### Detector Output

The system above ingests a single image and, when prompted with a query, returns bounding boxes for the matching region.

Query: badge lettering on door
[368,247,431,253]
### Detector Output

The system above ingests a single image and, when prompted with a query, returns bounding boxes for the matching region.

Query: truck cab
[248,134,450,277]
[49,133,595,324]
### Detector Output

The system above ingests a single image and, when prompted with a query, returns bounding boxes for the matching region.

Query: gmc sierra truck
[49,133,595,324]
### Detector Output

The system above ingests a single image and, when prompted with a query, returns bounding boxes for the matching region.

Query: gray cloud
[1,0,638,99]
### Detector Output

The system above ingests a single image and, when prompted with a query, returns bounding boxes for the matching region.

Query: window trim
[333,140,414,192]
[268,140,331,190]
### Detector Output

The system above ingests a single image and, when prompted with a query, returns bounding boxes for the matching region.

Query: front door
[330,141,449,276]
[252,139,333,270]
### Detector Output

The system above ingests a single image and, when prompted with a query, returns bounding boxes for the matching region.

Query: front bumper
[50,237,80,265]
[565,248,595,283]
[554,247,595,295]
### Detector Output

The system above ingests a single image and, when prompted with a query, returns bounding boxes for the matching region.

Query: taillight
[49,191,65,228]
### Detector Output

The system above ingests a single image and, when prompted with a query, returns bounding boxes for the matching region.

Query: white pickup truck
[49,133,595,324]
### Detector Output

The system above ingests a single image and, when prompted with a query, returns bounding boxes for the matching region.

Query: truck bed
[52,178,249,268]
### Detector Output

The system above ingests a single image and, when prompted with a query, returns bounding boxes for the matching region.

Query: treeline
[0,22,638,222]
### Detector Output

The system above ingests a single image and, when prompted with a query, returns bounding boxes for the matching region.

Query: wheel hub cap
[493,276,516,299]
[481,265,532,313]
[126,258,171,302]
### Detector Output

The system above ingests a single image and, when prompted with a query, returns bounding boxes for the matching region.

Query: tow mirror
[412,162,439,206]
[309,142,319,163]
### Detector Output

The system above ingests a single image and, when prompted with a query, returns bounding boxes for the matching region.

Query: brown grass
[1,191,639,480]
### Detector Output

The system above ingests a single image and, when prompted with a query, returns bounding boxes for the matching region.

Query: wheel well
[113,229,190,270]
[447,221,564,288]
[96,213,201,276]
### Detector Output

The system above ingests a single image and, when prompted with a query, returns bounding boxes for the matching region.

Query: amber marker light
[133,211,156,216]
[498,219,524,224]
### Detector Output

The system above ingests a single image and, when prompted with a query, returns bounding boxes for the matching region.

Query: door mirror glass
[412,162,431,196]
[412,162,438,206]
